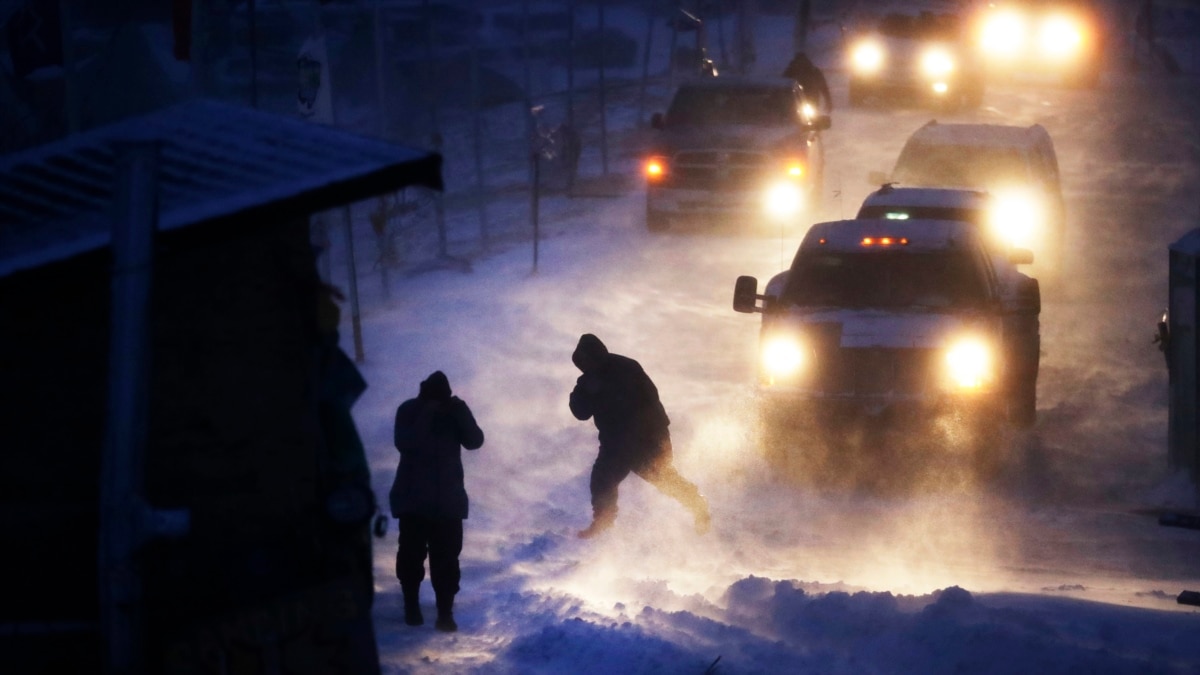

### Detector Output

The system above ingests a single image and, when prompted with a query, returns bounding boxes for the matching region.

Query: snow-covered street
[342,39,1200,674]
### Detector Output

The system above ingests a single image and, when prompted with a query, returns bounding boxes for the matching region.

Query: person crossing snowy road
[569,334,711,539]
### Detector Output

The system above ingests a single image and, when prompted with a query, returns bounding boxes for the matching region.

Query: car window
[893,143,1031,188]
[666,86,797,127]
[877,12,961,40]
[784,250,989,309]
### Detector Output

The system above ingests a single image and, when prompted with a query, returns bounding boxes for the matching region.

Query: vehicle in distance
[732,218,1041,459]
[844,4,984,108]
[643,76,830,232]
[874,120,1065,274]
[970,0,1105,87]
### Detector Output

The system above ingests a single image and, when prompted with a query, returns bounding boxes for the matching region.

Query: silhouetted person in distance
[389,371,484,632]
[783,51,832,113]
[569,334,711,538]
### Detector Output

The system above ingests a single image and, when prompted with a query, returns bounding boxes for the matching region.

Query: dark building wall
[0,215,377,672]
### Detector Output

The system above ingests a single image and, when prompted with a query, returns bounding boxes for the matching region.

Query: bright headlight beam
[762,336,804,378]
[946,337,993,390]
[921,48,955,77]
[981,11,1025,57]
[1039,15,1083,58]
[989,189,1041,248]
[852,41,884,73]
[763,182,803,218]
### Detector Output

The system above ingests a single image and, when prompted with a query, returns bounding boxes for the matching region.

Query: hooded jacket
[389,371,484,519]
[569,334,671,459]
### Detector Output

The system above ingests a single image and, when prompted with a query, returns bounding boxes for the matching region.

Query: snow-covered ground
[319,5,1200,673]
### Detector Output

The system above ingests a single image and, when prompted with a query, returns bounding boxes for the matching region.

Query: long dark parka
[389,371,484,519]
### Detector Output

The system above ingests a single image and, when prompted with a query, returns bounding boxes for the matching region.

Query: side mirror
[1008,247,1034,266]
[806,114,832,131]
[733,275,760,313]
[650,112,665,130]
[867,170,889,185]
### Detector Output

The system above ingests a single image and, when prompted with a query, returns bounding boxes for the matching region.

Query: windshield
[665,85,797,127]
[877,12,962,40]
[893,143,1030,188]
[783,250,989,309]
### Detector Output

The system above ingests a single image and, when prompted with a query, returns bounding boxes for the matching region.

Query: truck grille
[812,347,936,397]
[667,150,774,191]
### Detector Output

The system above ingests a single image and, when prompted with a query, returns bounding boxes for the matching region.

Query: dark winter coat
[389,371,484,520]
[569,334,670,465]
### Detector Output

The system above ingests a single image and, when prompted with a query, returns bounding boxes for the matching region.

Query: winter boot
[435,594,457,633]
[402,585,424,627]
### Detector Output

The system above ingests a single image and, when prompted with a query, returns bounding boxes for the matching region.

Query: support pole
[99,142,160,675]
[342,206,365,363]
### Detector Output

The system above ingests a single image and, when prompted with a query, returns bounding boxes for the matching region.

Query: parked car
[732,218,1041,468]
[969,0,1106,87]
[643,76,830,232]
[873,120,1066,275]
[844,4,985,108]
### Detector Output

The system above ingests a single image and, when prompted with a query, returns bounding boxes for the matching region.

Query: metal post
[341,206,365,363]
[469,20,489,244]
[597,0,608,176]
[99,142,159,675]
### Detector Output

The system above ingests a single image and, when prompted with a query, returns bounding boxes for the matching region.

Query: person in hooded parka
[390,371,484,632]
[568,334,711,539]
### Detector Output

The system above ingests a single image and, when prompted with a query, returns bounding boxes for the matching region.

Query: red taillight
[645,156,668,181]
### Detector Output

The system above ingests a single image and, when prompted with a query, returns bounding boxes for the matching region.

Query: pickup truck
[644,76,830,232]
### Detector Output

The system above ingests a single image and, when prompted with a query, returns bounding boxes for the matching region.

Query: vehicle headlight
[1039,15,1084,59]
[851,41,884,74]
[762,335,805,379]
[988,188,1042,249]
[980,11,1025,57]
[763,181,803,218]
[921,48,955,78]
[945,337,995,390]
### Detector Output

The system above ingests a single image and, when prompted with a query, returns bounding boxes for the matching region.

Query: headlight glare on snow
[945,337,994,391]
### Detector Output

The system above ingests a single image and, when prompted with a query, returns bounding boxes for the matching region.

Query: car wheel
[646,209,669,232]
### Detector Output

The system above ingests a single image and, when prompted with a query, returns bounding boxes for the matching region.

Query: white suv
[875,120,1065,275]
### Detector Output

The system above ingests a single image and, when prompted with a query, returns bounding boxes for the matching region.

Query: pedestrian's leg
[638,440,711,534]
[396,515,430,625]
[428,519,464,632]
[579,452,629,538]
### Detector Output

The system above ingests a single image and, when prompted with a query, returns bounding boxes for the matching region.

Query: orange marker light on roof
[861,237,875,246]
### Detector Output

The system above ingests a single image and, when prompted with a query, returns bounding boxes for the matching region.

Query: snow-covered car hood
[769,307,992,349]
